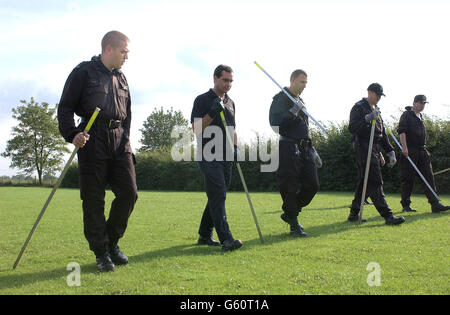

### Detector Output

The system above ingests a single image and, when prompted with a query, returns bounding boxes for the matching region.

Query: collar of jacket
[207,88,231,103]
[91,55,123,76]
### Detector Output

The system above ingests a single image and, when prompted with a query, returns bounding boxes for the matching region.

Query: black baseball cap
[414,95,428,103]
[367,83,385,97]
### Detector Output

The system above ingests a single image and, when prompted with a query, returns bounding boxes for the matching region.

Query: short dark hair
[101,31,129,52]
[214,64,233,78]
[290,69,307,81]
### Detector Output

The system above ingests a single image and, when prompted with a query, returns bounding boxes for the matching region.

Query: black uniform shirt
[191,89,236,160]
[269,88,310,141]
[348,98,393,153]
[397,106,426,149]
[58,55,132,144]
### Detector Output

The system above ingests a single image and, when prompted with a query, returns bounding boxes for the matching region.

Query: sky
[1,0,449,176]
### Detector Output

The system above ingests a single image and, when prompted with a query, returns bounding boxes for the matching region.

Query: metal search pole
[358,118,376,224]
[13,108,101,269]
[434,168,450,176]
[385,126,440,202]
[218,107,264,244]
[254,61,328,137]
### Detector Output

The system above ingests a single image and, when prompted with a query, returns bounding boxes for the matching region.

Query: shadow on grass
[0,264,99,292]
[1,211,445,292]
[251,210,448,246]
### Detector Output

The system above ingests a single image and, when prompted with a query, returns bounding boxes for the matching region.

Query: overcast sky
[1,0,449,176]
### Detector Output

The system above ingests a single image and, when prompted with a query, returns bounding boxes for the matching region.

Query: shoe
[290,224,307,237]
[280,213,304,229]
[347,211,367,223]
[109,244,129,266]
[222,239,243,251]
[402,206,417,212]
[431,202,450,213]
[96,253,115,272]
[385,215,406,225]
[197,235,220,246]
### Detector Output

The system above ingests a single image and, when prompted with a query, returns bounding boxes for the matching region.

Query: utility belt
[280,136,312,149]
[81,117,123,129]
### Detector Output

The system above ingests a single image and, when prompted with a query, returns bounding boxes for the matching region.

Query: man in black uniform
[58,31,138,272]
[269,69,321,237]
[191,64,242,251]
[348,83,405,225]
[398,94,450,213]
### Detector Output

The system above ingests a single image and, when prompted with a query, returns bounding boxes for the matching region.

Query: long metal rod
[254,61,328,137]
[385,127,440,202]
[434,168,450,176]
[358,118,376,224]
[219,110,264,243]
[13,108,101,269]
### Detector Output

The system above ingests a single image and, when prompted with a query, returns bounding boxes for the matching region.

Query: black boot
[384,214,406,225]
[96,253,115,272]
[431,202,450,213]
[197,235,220,246]
[281,213,306,237]
[109,242,129,266]
[222,238,243,251]
[402,206,417,212]
[290,224,307,237]
[347,209,367,223]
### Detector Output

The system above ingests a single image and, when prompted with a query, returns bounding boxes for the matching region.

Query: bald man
[58,31,137,272]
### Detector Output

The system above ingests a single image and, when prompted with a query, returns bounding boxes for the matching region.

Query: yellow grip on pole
[84,107,101,132]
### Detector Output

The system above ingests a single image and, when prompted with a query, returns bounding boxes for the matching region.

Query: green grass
[0,187,449,295]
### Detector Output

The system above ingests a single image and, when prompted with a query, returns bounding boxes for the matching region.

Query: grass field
[0,187,449,295]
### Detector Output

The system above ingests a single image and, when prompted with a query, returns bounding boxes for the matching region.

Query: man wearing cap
[347,83,405,225]
[398,95,450,213]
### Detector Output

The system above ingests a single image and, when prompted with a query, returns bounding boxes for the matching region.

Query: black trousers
[277,141,319,219]
[400,148,438,206]
[197,160,233,243]
[77,128,138,257]
[350,142,392,217]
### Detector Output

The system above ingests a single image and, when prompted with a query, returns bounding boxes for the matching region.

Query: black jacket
[58,55,132,144]
[348,98,393,153]
[397,106,426,149]
[269,88,310,141]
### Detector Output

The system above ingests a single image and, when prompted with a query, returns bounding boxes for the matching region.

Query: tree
[139,107,190,152]
[1,98,70,185]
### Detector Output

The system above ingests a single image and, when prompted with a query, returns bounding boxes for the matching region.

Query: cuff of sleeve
[66,128,82,144]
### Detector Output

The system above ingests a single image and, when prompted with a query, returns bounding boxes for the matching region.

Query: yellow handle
[83,107,101,132]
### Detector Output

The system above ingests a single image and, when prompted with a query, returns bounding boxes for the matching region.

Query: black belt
[96,118,122,129]
[279,136,312,147]
[81,117,122,129]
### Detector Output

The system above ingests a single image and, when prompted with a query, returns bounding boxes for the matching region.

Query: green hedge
[60,117,449,194]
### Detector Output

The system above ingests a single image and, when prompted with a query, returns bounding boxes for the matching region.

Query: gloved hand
[387,151,397,168]
[208,97,223,119]
[311,146,322,168]
[233,145,241,162]
[365,108,380,123]
[289,101,304,117]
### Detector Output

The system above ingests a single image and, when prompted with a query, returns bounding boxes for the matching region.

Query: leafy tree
[1,98,70,185]
[139,107,190,152]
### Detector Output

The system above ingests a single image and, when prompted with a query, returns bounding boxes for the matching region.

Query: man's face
[214,71,233,94]
[368,91,382,105]
[290,74,307,95]
[110,41,129,70]
[413,101,426,113]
